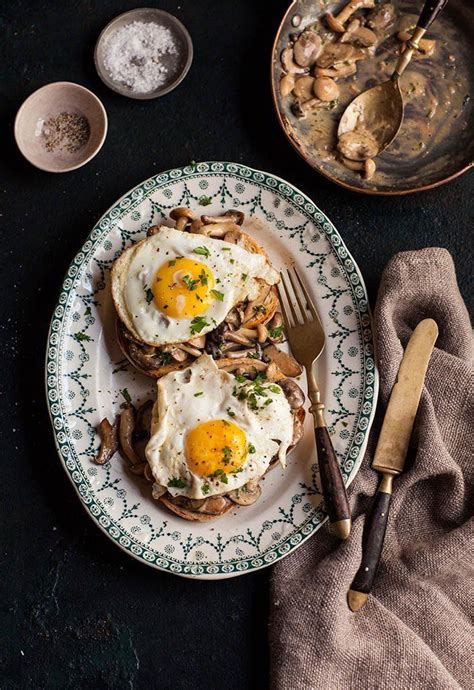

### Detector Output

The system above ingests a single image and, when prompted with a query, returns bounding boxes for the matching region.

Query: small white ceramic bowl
[15,82,108,173]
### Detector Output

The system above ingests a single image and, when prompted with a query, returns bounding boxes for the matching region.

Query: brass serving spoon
[338,0,448,157]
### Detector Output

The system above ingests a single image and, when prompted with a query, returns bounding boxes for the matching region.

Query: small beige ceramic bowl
[15,82,108,173]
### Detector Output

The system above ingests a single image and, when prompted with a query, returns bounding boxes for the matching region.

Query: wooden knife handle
[315,426,351,540]
[347,476,393,611]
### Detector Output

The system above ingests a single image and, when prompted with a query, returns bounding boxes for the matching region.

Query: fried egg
[145,355,294,499]
[116,227,278,346]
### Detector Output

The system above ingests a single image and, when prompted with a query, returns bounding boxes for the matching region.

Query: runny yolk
[152,257,215,319]
[185,420,248,478]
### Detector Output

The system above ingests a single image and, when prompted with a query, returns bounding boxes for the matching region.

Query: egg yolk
[185,420,248,478]
[152,257,215,319]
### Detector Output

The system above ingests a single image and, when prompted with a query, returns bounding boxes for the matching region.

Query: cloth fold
[269,248,473,690]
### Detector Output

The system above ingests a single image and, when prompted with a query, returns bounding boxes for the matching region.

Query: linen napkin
[269,248,473,690]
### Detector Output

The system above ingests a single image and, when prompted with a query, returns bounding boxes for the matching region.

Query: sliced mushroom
[202,210,244,225]
[265,360,285,382]
[119,405,141,466]
[280,73,295,97]
[224,307,241,328]
[226,348,258,359]
[176,343,202,358]
[295,97,327,118]
[281,46,307,74]
[367,2,395,30]
[223,228,243,244]
[190,218,204,233]
[196,222,240,238]
[341,156,377,179]
[187,335,206,349]
[170,207,195,221]
[146,224,161,237]
[264,345,303,378]
[95,416,119,464]
[256,323,268,343]
[170,348,189,362]
[134,400,153,439]
[175,216,190,231]
[129,461,147,476]
[278,378,305,409]
[316,43,365,69]
[293,30,323,67]
[326,0,375,33]
[291,408,305,447]
[228,481,262,506]
[293,76,316,103]
[313,77,340,102]
[217,358,268,374]
[314,63,357,79]
[224,330,253,346]
[337,128,379,161]
[341,20,378,47]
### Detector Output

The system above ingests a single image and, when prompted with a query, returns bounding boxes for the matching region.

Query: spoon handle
[393,0,448,78]
[418,0,448,30]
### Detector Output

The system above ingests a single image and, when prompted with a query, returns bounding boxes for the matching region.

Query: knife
[347,318,438,612]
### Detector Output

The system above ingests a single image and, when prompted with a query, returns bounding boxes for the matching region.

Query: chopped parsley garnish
[194,391,204,397]
[247,352,259,359]
[210,289,224,301]
[222,446,233,464]
[144,287,154,304]
[168,259,176,267]
[254,304,267,314]
[120,388,132,404]
[182,274,200,291]
[84,306,91,315]
[248,443,256,454]
[221,247,231,251]
[158,350,173,365]
[241,273,248,281]
[229,258,235,264]
[268,325,284,339]
[232,373,279,410]
[168,477,187,488]
[193,246,211,258]
[226,407,236,417]
[202,484,210,495]
[190,316,209,334]
[208,469,228,484]
[198,195,212,206]
[199,269,208,286]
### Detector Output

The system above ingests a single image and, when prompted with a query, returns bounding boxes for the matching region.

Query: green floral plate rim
[45,161,378,579]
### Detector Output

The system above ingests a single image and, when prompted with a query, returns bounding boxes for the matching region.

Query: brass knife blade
[372,319,438,475]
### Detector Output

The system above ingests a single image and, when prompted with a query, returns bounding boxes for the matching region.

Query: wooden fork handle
[314,423,352,540]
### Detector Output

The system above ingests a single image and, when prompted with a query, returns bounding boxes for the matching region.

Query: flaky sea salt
[103,21,178,94]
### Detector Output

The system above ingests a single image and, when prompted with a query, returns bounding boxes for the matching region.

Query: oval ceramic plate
[46,162,378,579]
[272,0,474,195]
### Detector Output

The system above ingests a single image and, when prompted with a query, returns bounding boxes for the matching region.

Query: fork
[277,267,352,540]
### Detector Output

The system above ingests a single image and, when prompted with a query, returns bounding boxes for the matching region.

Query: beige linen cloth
[269,248,473,690]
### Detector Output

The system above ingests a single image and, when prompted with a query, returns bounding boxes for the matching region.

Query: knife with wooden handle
[347,318,439,612]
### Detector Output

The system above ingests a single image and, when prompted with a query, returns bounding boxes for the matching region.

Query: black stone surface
[0,1,472,688]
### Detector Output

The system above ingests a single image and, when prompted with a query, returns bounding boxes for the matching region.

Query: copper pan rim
[270,0,474,196]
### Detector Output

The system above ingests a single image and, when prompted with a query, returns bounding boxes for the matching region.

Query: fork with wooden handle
[277,267,351,540]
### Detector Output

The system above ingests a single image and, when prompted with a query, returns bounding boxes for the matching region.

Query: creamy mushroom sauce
[275,0,473,191]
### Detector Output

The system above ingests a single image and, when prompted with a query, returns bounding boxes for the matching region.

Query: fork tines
[278,266,319,328]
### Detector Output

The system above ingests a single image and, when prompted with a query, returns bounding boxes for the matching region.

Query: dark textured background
[0,1,472,688]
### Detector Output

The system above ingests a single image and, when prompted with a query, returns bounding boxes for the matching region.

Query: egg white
[145,355,294,499]
[121,227,278,346]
